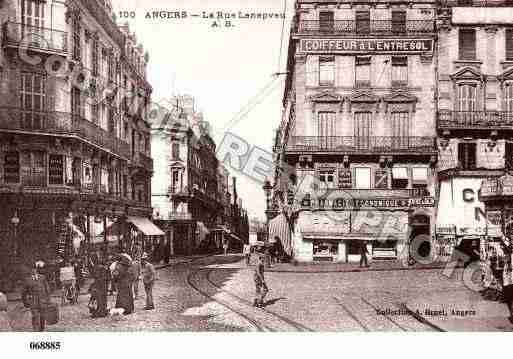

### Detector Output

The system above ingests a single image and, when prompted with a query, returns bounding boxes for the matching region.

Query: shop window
[392,167,409,189]
[21,151,46,187]
[355,56,371,88]
[347,240,361,255]
[391,56,408,88]
[355,10,370,34]
[319,169,335,189]
[459,29,476,60]
[319,57,335,86]
[21,72,46,129]
[4,152,20,184]
[48,154,64,185]
[313,241,338,259]
[458,142,477,170]
[319,11,334,33]
[355,167,371,189]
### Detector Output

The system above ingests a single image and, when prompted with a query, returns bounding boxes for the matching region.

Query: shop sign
[331,196,434,209]
[374,170,388,189]
[299,38,433,54]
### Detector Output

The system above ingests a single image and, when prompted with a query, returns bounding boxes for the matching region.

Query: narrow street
[7,255,509,332]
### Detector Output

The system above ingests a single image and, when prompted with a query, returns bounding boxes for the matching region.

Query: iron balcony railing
[0,107,130,158]
[2,21,67,53]
[438,110,513,129]
[295,20,434,35]
[442,0,513,7]
[287,136,436,153]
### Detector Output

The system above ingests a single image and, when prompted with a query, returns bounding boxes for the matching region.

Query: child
[253,255,269,308]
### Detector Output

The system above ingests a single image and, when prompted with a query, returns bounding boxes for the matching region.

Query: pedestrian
[90,254,109,318]
[21,262,51,332]
[501,240,513,324]
[359,241,370,268]
[113,254,135,315]
[108,255,117,296]
[253,254,269,308]
[141,253,156,310]
[131,258,141,300]
[0,292,11,331]
[243,243,251,266]
[223,239,229,256]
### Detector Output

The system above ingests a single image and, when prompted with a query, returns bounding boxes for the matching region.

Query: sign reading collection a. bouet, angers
[299,38,434,54]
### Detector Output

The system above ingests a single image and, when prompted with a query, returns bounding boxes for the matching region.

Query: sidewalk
[5,255,209,302]
[404,288,513,331]
[265,259,451,273]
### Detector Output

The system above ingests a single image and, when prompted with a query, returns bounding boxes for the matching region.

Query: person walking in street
[359,241,370,268]
[22,263,51,331]
[113,254,135,315]
[90,254,109,318]
[141,253,156,310]
[253,254,269,308]
[131,258,141,300]
[243,244,251,266]
[501,239,513,324]
[223,238,229,256]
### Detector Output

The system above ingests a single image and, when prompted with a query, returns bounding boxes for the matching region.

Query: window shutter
[506,29,513,61]
[319,11,334,33]
[391,11,406,34]
[356,11,370,34]
[459,29,476,60]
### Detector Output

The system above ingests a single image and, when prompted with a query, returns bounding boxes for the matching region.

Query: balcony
[2,21,67,54]
[132,152,154,172]
[294,20,434,36]
[438,110,513,130]
[444,0,513,6]
[287,136,436,154]
[0,107,131,158]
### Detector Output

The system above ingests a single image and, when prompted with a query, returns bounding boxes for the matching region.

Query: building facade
[272,0,438,263]
[0,0,155,278]
[435,0,513,260]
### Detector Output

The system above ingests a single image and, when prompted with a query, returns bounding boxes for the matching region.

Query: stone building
[435,0,513,260]
[272,0,438,263]
[0,0,157,276]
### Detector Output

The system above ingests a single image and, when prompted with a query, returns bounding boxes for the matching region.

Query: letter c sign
[463,189,475,203]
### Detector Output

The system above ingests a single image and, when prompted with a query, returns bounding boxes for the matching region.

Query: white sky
[111,0,295,220]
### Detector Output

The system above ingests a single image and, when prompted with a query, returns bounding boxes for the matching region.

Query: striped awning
[269,213,292,256]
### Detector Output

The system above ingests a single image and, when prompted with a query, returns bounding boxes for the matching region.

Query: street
[6,255,507,332]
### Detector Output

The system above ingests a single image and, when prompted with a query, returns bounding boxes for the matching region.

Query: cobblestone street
[6,255,513,332]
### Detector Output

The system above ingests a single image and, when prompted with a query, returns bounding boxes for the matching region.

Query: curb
[266,264,453,274]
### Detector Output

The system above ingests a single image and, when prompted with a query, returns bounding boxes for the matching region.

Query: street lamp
[263,178,273,242]
[11,211,20,259]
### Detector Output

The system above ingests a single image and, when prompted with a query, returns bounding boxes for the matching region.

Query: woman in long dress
[113,256,134,315]
[91,254,109,318]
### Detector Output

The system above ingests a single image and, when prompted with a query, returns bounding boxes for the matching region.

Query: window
[392,167,409,189]
[391,10,406,34]
[21,0,44,46]
[319,169,335,189]
[122,175,128,197]
[355,56,371,88]
[355,167,371,189]
[319,57,335,86]
[412,167,429,190]
[172,143,180,160]
[458,142,477,170]
[108,107,115,133]
[71,87,85,118]
[21,73,46,129]
[4,152,20,184]
[20,151,46,186]
[171,169,181,192]
[457,84,477,111]
[354,112,371,149]
[391,112,410,148]
[108,52,114,83]
[48,155,64,185]
[356,10,370,34]
[391,56,408,87]
[459,29,476,60]
[92,37,99,76]
[505,84,513,112]
[72,15,81,61]
[318,112,336,149]
[319,11,334,33]
[458,0,473,5]
[72,157,81,186]
[100,167,109,193]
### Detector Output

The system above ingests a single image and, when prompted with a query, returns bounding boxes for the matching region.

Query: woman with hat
[113,254,134,315]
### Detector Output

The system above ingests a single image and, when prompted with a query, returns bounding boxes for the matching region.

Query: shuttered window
[391,112,409,149]
[355,56,371,88]
[458,143,477,170]
[457,84,477,111]
[459,29,476,60]
[506,29,513,61]
[356,11,370,34]
[391,56,408,87]
[319,11,334,33]
[319,57,335,86]
[318,112,336,149]
[391,11,406,34]
[505,84,513,112]
[354,112,371,150]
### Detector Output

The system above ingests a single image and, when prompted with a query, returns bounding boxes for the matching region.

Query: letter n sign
[374,170,388,189]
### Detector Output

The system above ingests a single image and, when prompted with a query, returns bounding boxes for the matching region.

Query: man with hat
[22,262,50,331]
[141,253,156,310]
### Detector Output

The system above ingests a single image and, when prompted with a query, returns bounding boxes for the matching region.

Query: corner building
[273,0,437,263]
[435,0,513,260]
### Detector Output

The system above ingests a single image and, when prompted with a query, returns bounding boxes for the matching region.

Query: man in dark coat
[359,241,370,268]
[91,254,109,318]
[113,255,134,315]
[22,263,51,331]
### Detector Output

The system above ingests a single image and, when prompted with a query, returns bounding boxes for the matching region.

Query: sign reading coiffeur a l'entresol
[299,38,433,54]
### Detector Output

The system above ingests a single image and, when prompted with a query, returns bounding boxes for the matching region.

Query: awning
[392,167,409,179]
[297,211,350,238]
[127,216,165,236]
[269,213,292,256]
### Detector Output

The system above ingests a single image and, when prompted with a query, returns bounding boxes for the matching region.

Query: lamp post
[263,179,273,243]
[11,211,20,260]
